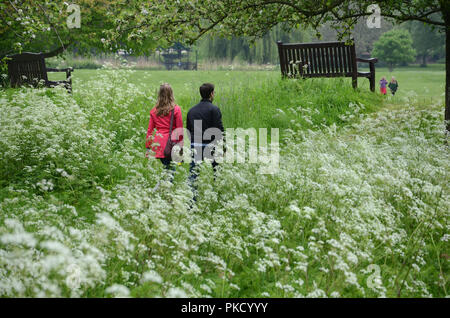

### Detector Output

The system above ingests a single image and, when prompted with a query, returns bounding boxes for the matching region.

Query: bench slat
[315,47,321,74]
[306,47,312,75]
[314,47,320,74]
[302,48,308,75]
[288,48,294,75]
[346,45,352,73]
[333,46,339,74]
[313,47,322,74]
[282,41,343,49]
[340,46,346,73]
[328,46,334,74]
[337,46,343,74]
[277,40,377,92]
[318,47,324,75]
[293,48,299,76]
[306,48,311,75]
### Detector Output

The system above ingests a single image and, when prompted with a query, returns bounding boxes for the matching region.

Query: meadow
[0,64,448,297]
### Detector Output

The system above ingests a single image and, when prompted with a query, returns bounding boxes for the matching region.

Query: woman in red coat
[145,83,183,169]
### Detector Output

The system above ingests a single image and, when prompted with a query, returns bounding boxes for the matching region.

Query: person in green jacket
[388,76,399,96]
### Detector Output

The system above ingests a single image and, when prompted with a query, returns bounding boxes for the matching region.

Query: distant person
[388,76,398,96]
[146,83,184,170]
[379,77,388,95]
[186,83,224,199]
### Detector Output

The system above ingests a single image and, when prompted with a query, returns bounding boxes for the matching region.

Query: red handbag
[163,109,183,160]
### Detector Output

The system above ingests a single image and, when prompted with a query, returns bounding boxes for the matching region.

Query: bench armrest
[46,67,73,73]
[356,57,378,64]
[47,67,73,81]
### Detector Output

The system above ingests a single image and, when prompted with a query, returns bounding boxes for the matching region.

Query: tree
[352,17,394,57]
[2,0,450,131]
[372,29,416,71]
[196,25,308,64]
[0,0,161,58]
[405,20,445,67]
[110,0,449,132]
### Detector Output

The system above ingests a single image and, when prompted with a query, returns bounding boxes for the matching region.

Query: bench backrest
[277,41,357,78]
[7,52,48,87]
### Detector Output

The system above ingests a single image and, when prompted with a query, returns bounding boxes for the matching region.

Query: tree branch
[191,14,230,42]
[42,43,72,58]
[35,1,66,50]
[328,9,445,27]
[242,0,346,17]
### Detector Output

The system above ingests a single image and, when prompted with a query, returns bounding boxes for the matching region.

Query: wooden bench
[7,52,73,93]
[277,41,377,92]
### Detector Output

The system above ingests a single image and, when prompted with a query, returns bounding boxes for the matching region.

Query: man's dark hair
[200,83,214,99]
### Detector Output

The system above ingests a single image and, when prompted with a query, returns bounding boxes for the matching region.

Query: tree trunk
[388,63,394,72]
[443,0,450,133]
[446,26,449,132]
[421,54,427,67]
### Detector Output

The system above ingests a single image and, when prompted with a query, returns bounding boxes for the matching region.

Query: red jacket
[146,105,184,158]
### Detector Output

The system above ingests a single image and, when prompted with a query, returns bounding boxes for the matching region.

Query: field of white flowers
[0,69,448,297]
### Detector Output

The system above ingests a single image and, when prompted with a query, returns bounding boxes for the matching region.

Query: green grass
[49,63,445,112]
[45,68,387,138]
[360,64,445,102]
[1,65,448,298]
[49,63,445,95]
[52,65,445,132]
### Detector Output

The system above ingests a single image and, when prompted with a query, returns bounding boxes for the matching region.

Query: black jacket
[186,99,224,144]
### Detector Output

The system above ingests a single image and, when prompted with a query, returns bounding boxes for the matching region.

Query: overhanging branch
[42,43,71,58]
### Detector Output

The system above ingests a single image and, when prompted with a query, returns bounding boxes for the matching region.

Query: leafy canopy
[1,0,446,56]
[407,20,445,66]
[0,0,159,56]
[372,29,416,71]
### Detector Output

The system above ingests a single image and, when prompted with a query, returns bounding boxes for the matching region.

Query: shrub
[0,87,112,191]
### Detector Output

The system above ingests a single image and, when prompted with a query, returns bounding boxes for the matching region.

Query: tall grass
[0,69,447,298]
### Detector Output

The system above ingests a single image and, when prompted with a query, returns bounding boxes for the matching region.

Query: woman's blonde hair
[155,83,175,116]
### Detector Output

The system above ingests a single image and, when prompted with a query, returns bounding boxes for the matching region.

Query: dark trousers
[159,158,175,183]
[188,144,218,201]
[159,157,174,170]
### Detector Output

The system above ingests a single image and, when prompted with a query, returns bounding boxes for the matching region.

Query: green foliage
[372,29,416,71]
[2,1,446,57]
[0,69,448,297]
[197,24,310,64]
[0,56,11,87]
[403,20,445,67]
[0,0,158,57]
[0,87,113,192]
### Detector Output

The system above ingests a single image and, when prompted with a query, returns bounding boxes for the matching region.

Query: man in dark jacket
[187,83,224,196]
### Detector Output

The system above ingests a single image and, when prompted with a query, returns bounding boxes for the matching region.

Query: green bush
[0,88,112,191]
